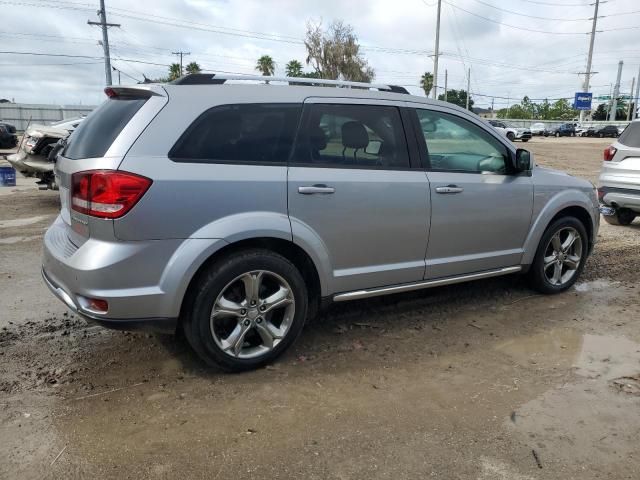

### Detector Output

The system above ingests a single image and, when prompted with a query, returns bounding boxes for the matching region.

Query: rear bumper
[42,268,177,333]
[599,186,640,212]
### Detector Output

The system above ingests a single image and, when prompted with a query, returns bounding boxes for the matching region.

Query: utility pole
[579,0,599,123]
[172,51,190,76]
[465,68,471,110]
[88,0,120,86]
[635,65,640,119]
[609,60,623,121]
[628,77,636,121]
[432,0,442,99]
[444,69,448,102]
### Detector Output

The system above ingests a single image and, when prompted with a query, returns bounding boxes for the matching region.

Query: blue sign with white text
[574,92,592,110]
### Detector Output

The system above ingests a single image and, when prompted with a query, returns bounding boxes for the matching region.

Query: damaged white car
[7,117,84,190]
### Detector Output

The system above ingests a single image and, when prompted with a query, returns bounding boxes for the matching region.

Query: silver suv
[43,74,599,371]
[598,119,640,225]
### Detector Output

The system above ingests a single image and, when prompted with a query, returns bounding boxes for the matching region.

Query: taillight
[604,145,617,161]
[597,188,605,201]
[71,170,152,219]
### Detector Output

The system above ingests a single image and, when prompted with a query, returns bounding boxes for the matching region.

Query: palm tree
[285,60,303,78]
[255,55,276,77]
[185,62,201,75]
[420,72,433,97]
[168,63,181,81]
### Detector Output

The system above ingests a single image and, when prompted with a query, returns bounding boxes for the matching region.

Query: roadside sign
[574,92,592,110]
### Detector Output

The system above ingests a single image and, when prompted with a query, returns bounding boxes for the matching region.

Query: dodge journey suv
[43,74,599,371]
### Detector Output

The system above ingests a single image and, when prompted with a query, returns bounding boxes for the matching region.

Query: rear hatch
[55,85,167,246]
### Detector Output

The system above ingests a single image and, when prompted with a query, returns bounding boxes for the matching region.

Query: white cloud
[0,0,638,109]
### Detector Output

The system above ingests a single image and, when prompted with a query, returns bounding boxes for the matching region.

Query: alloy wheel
[209,270,295,359]
[542,227,583,286]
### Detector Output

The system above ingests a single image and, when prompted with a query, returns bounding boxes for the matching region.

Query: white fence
[0,103,96,131]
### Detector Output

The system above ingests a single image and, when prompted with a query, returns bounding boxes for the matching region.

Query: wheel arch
[522,195,597,266]
[178,237,323,326]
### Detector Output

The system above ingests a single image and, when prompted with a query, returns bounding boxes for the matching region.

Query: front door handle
[435,185,464,194]
[298,184,335,195]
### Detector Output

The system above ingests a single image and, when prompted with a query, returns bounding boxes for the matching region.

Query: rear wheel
[528,217,588,294]
[603,208,636,226]
[506,132,516,142]
[182,249,308,371]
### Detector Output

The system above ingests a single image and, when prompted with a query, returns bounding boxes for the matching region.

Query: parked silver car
[598,119,640,225]
[42,74,599,371]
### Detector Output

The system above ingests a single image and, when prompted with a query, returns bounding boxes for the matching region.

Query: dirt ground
[1,137,639,479]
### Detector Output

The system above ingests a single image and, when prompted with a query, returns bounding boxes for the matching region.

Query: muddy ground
[1,137,639,479]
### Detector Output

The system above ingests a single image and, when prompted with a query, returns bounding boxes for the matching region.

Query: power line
[442,0,590,34]
[466,0,592,21]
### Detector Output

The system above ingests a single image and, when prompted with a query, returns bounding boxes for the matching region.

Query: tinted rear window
[64,97,146,160]
[169,103,301,164]
[619,123,640,147]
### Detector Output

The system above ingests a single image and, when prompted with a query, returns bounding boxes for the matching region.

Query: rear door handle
[435,185,464,194]
[298,185,335,195]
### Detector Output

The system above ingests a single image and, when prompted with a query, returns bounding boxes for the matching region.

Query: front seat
[341,121,368,164]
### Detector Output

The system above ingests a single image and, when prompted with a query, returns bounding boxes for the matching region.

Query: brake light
[71,170,152,219]
[597,188,605,201]
[104,87,117,98]
[604,145,617,161]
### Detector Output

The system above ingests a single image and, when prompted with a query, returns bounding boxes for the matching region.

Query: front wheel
[555,132,560,137]
[506,132,516,142]
[603,208,636,226]
[528,217,588,294]
[182,249,308,371]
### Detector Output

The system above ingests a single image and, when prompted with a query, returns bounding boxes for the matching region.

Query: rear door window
[64,97,147,160]
[169,104,301,164]
[618,123,640,147]
[292,104,410,169]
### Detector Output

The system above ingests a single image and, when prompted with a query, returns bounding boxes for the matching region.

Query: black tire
[506,132,516,142]
[603,208,636,226]
[528,217,588,294]
[182,249,309,372]
[522,139,529,142]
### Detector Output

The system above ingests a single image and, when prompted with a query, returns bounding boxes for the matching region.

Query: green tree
[438,89,474,111]
[420,72,433,97]
[256,55,276,76]
[549,99,576,120]
[592,103,608,121]
[185,62,201,75]
[285,60,304,77]
[168,63,181,81]
[535,99,551,120]
[304,20,374,82]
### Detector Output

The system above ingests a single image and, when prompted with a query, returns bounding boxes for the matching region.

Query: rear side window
[170,104,301,164]
[64,98,147,160]
[619,123,640,147]
[292,104,410,169]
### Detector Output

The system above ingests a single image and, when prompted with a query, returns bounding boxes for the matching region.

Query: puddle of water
[574,279,619,292]
[495,329,582,368]
[508,332,640,466]
[0,215,52,229]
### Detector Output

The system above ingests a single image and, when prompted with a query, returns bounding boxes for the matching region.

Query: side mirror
[365,140,382,155]
[421,119,437,133]
[515,148,532,173]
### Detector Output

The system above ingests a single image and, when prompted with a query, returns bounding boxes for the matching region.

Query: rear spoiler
[104,85,166,99]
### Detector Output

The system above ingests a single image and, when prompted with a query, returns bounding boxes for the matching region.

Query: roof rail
[171,73,409,94]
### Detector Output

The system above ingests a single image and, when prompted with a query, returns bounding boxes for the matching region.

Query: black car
[594,125,619,138]
[544,123,576,137]
[0,122,18,148]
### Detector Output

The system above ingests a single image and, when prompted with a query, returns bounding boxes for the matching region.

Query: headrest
[309,125,327,150]
[341,121,368,149]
